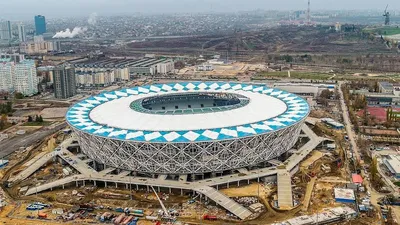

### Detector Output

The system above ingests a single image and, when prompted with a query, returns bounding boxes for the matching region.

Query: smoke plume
[53,27,88,38]
[88,13,98,25]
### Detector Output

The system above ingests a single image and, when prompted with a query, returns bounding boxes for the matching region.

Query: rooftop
[379,81,394,90]
[385,155,400,174]
[334,188,355,200]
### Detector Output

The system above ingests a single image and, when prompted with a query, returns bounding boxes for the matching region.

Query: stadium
[66,82,309,175]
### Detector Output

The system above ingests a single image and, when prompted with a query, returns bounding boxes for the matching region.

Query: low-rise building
[384,155,400,179]
[20,35,60,54]
[378,81,394,94]
[72,57,174,86]
[334,188,355,204]
[321,118,344,129]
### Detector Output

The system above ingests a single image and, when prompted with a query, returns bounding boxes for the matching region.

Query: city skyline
[1,0,400,20]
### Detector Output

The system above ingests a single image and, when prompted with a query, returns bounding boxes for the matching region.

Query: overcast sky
[1,0,399,20]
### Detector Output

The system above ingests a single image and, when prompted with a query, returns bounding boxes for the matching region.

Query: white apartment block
[0,59,38,96]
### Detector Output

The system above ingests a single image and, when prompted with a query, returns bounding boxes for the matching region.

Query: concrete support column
[257,177,260,182]
[94,180,97,186]
[76,181,78,187]
[247,179,250,184]
[169,188,171,194]
[237,181,240,187]
[105,182,107,188]
[115,183,118,188]
[147,185,149,192]
[181,189,183,196]
[136,184,138,190]
[227,182,229,188]
[158,186,160,192]
[216,185,218,190]
[83,180,85,186]
[62,185,65,189]
[126,184,128,189]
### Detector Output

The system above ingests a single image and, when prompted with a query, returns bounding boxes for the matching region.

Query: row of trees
[370,157,386,191]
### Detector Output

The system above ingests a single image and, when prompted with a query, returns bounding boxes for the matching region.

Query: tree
[5,102,12,113]
[38,115,43,123]
[14,92,24,99]
[28,116,33,122]
[320,89,334,99]
[0,114,7,130]
[174,61,185,70]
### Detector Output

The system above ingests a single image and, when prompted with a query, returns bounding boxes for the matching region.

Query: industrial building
[384,155,400,179]
[0,57,38,96]
[334,188,355,204]
[67,82,309,175]
[53,65,77,99]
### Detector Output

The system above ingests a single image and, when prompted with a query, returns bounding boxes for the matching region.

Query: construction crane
[150,186,169,217]
[383,4,390,26]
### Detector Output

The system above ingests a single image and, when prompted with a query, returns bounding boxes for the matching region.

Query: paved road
[338,82,400,222]
[338,81,361,164]
[0,122,66,158]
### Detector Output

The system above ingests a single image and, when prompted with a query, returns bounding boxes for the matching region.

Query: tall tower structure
[307,0,311,25]
[0,21,12,40]
[34,15,46,35]
[18,23,26,42]
[52,65,76,99]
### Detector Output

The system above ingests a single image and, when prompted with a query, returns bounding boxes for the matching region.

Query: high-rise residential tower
[18,23,26,42]
[0,57,38,96]
[53,65,76,99]
[0,21,12,40]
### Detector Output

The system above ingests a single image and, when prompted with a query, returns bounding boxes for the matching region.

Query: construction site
[0,80,381,225]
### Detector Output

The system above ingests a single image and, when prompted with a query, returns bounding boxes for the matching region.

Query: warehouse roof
[66,82,309,143]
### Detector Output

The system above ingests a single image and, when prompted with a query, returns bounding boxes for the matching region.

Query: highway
[0,122,66,158]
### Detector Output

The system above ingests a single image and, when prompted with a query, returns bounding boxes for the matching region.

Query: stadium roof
[66,82,309,143]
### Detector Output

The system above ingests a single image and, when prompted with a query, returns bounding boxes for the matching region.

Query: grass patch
[394,181,400,187]
[22,121,51,126]
[256,71,333,80]
[365,27,400,36]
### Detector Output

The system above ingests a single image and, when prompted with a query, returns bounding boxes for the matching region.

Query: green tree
[14,92,24,99]
[5,102,12,113]
[0,114,7,130]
